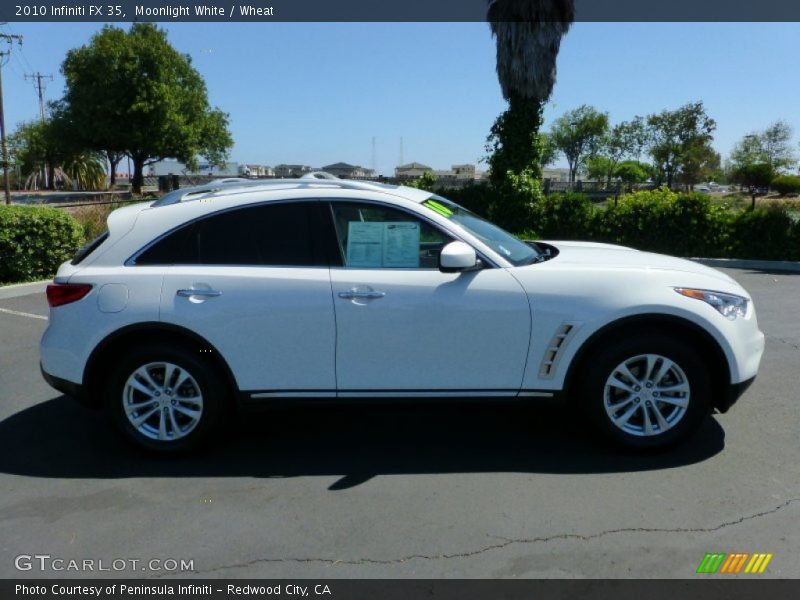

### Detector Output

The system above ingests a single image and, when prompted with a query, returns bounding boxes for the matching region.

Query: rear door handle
[338,290,386,300]
[177,288,222,298]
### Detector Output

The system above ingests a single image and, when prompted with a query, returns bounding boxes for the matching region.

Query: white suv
[40,175,765,452]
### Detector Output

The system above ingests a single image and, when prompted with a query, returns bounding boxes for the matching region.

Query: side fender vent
[539,322,580,378]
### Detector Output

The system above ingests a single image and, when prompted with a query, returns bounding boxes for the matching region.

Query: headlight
[674,288,748,320]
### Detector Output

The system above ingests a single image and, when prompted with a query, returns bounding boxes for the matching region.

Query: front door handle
[177,288,222,298]
[338,290,386,300]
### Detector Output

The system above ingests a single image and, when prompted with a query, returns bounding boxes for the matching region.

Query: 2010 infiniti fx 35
[40,174,765,453]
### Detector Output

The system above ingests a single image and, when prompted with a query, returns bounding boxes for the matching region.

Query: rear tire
[104,344,228,453]
[580,333,712,450]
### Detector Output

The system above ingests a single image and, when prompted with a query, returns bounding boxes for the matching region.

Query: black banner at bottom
[3,580,800,600]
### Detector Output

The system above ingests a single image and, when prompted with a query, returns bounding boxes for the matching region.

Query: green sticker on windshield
[424,199,453,218]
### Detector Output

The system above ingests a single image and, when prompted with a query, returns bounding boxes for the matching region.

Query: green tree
[538,132,558,167]
[550,105,609,183]
[585,155,613,182]
[729,121,796,174]
[647,101,716,188]
[59,23,233,193]
[62,152,107,190]
[590,119,646,185]
[8,119,71,190]
[761,121,795,171]
[679,142,721,188]
[732,162,774,209]
[614,160,650,189]
[771,175,800,196]
[405,171,437,192]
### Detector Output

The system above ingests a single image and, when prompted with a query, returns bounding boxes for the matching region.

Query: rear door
[140,201,337,395]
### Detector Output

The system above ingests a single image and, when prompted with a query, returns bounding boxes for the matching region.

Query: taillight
[46,283,93,307]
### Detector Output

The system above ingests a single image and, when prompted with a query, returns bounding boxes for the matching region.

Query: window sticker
[346,221,420,268]
[346,222,384,267]
[383,222,420,267]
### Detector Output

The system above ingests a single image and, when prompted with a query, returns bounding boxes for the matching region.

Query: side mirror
[439,241,478,273]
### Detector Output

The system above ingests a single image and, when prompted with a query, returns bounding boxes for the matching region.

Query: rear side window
[135,202,322,267]
[71,231,109,265]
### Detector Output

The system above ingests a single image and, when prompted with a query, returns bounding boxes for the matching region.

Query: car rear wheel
[105,345,227,453]
[581,334,712,449]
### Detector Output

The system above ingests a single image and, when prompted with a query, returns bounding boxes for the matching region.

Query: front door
[327,201,530,396]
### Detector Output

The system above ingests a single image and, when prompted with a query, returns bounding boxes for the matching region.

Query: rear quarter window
[133,202,324,267]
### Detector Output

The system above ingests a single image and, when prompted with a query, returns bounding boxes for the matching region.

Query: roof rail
[300,171,339,180]
[150,175,402,208]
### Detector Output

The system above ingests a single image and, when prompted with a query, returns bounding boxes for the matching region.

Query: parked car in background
[40,175,765,453]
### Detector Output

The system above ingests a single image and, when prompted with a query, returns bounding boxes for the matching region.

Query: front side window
[330,202,453,269]
[135,202,322,266]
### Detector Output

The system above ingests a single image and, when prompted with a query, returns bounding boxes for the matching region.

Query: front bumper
[716,375,756,413]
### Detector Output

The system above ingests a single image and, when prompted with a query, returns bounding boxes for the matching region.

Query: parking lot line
[0,307,47,320]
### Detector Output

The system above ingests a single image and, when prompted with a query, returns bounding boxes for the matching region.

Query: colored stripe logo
[696,552,773,574]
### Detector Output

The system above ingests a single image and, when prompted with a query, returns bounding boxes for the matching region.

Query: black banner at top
[3,0,800,22]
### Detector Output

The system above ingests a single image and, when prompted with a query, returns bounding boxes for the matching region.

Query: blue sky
[1,22,798,175]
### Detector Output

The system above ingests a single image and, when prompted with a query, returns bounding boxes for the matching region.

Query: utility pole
[0,32,23,204]
[371,136,376,175]
[25,72,52,121]
[25,71,52,188]
[399,137,404,168]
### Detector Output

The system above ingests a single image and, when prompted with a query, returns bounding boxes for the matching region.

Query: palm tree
[63,152,108,191]
[486,1,575,186]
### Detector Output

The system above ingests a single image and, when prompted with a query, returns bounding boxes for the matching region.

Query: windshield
[422,196,539,266]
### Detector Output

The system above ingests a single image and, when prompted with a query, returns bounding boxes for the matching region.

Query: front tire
[580,333,712,450]
[105,344,228,453]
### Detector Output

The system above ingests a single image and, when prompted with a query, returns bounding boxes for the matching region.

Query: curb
[0,280,49,300]
[691,258,800,273]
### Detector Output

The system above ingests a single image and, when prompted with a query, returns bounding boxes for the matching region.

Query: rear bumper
[716,376,756,413]
[40,362,94,407]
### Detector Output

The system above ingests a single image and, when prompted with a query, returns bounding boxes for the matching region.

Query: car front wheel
[581,334,712,449]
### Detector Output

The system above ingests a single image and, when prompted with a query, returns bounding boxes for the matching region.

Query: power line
[0,32,23,204]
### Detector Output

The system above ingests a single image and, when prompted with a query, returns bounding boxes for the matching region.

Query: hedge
[0,205,85,284]
[439,184,800,261]
[771,175,800,196]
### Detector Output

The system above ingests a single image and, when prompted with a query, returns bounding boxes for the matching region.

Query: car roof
[150,172,432,208]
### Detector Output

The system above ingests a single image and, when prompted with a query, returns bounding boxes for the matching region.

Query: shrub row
[771,175,800,196]
[441,184,800,261]
[0,205,85,284]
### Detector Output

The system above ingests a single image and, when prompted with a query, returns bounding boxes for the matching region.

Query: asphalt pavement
[0,268,797,579]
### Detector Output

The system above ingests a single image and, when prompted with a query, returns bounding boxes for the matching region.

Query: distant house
[322,162,376,179]
[433,169,456,182]
[274,164,313,178]
[542,167,569,182]
[395,162,433,179]
[240,164,275,177]
[452,164,476,180]
[148,159,240,177]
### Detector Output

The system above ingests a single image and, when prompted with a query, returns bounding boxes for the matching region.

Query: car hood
[537,241,738,286]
